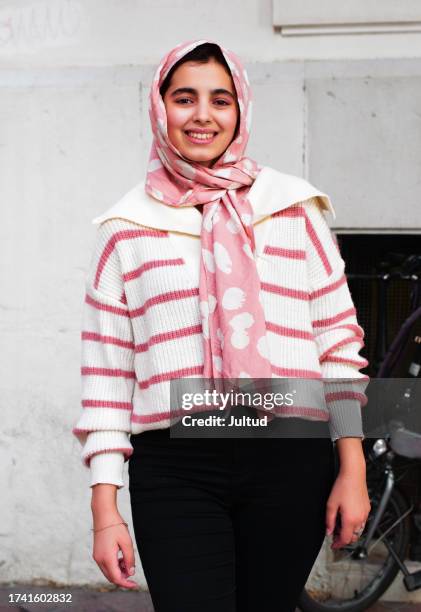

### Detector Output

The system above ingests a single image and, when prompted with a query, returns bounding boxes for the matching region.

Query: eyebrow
[170,87,235,100]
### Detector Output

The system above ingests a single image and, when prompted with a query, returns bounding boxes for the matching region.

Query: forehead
[168,59,235,91]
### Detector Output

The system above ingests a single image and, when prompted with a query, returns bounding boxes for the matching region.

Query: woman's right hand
[91,484,139,589]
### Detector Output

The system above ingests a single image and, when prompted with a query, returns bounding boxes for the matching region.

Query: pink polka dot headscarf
[146,39,272,385]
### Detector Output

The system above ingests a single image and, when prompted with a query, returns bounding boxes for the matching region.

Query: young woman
[73,39,370,611]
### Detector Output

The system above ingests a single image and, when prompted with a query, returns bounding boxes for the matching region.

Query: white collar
[91,166,335,235]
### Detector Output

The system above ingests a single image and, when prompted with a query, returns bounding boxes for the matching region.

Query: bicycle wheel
[298,487,410,612]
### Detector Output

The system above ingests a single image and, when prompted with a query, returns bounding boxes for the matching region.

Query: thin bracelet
[91,521,128,533]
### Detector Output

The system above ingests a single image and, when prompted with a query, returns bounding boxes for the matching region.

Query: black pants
[129,413,336,612]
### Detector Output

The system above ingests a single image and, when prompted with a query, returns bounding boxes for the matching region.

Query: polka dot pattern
[145,39,272,381]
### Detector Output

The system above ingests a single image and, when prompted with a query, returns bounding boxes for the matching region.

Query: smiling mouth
[184,130,218,142]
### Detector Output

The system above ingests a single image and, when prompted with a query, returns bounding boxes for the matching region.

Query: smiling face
[162,58,239,168]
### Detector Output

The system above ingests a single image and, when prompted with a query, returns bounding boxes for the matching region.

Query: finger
[330,520,349,549]
[108,565,138,588]
[120,539,136,577]
[353,522,366,540]
[118,557,129,577]
[105,555,139,589]
[332,535,348,549]
[331,535,344,548]
[336,518,355,549]
[118,556,136,582]
[325,504,338,536]
[97,561,112,583]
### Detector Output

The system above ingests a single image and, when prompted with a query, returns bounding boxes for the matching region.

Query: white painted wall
[1,0,421,68]
[1,0,421,595]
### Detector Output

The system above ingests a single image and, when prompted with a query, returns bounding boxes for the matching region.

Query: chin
[182,153,217,166]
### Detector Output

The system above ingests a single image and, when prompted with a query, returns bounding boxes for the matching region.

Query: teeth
[186,132,215,140]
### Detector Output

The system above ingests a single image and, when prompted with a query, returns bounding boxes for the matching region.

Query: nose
[193,97,212,124]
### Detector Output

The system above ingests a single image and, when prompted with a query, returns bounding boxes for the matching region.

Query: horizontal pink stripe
[136,324,203,352]
[81,399,132,409]
[84,447,133,465]
[131,405,329,424]
[322,355,369,368]
[124,258,184,282]
[85,293,129,317]
[82,331,134,350]
[81,366,136,379]
[94,228,167,290]
[131,287,199,318]
[325,390,368,407]
[312,307,357,328]
[132,413,170,424]
[267,321,314,341]
[138,365,204,390]
[272,406,329,420]
[319,336,364,362]
[261,281,309,301]
[273,206,305,219]
[334,323,364,338]
[131,403,220,424]
[272,365,322,378]
[263,245,306,260]
[309,275,346,300]
[304,212,333,276]
[114,228,168,239]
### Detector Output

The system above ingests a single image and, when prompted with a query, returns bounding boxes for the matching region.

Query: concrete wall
[2,0,421,67]
[1,0,421,593]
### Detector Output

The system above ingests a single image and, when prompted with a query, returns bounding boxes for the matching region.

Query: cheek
[166,107,190,134]
[220,109,239,137]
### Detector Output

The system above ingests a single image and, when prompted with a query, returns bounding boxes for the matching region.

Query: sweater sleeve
[303,198,369,442]
[72,220,136,488]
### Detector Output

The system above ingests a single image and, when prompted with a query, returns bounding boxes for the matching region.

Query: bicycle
[299,419,421,611]
[299,254,421,611]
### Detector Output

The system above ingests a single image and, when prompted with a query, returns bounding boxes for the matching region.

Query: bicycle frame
[358,441,416,581]
[363,457,396,551]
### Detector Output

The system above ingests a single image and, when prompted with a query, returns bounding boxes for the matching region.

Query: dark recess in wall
[337,233,421,377]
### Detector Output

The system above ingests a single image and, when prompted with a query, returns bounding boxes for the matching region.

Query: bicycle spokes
[304,496,407,607]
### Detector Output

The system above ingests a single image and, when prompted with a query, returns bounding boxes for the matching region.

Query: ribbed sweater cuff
[327,398,364,442]
[80,430,133,467]
[90,452,125,489]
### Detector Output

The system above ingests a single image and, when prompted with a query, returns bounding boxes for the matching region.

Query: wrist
[338,453,366,476]
[91,483,118,513]
[336,437,366,475]
[91,504,122,528]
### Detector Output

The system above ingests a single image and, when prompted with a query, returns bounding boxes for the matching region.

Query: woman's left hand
[325,445,371,549]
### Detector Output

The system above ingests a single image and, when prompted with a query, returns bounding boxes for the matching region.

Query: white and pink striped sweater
[72,167,368,488]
